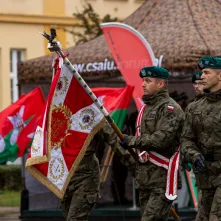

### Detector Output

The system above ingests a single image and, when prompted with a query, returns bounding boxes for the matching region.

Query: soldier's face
[193,80,204,96]
[142,77,164,95]
[201,68,221,92]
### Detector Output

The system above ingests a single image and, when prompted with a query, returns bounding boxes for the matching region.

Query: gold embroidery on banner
[26,118,105,199]
[26,66,61,168]
[49,157,65,182]
[25,155,48,167]
[31,128,42,154]
[51,104,72,149]
[55,75,69,96]
[47,88,56,158]
[26,166,63,199]
[79,108,95,130]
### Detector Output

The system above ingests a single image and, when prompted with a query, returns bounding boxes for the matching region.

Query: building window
[10,49,25,103]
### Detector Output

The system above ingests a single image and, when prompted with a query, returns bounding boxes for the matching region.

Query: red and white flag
[26,57,134,198]
[26,57,105,197]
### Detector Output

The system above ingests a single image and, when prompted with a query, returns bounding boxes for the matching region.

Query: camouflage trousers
[196,186,221,221]
[139,188,173,221]
[60,157,100,221]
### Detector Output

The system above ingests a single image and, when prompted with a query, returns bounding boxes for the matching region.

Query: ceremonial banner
[101,22,157,110]
[0,87,45,163]
[17,113,44,157]
[26,57,134,198]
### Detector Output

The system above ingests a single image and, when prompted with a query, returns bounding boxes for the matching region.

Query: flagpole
[40,29,138,162]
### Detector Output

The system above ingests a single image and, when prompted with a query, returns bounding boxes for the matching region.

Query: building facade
[0,0,143,111]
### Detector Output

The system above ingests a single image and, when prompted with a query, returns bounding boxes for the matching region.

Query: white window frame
[10,49,25,103]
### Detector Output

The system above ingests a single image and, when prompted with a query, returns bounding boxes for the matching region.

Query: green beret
[139,66,170,79]
[198,56,221,70]
[192,72,202,83]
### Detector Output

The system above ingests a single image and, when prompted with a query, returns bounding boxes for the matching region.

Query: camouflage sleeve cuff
[182,148,201,163]
[127,135,137,147]
[127,135,151,150]
[127,135,141,148]
[110,142,136,167]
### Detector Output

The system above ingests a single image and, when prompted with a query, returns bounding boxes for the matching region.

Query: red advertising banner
[101,22,158,110]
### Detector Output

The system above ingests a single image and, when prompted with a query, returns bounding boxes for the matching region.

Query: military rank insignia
[198,61,204,69]
[141,69,146,77]
[79,108,95,130]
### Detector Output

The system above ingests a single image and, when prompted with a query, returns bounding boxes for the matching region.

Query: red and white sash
[136,105,180,200]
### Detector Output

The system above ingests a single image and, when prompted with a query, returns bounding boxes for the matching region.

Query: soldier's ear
[217,69,221,81]
[155,79,162,88]
[158,79,165,88]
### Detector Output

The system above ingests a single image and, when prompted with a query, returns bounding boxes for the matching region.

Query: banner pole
[40,29,139,162]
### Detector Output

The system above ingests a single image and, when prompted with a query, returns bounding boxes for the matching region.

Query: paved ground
[0,207,195,221]
[0,207,20,221]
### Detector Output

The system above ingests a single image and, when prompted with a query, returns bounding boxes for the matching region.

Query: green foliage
[0,165,22,190]
[65,1,118,45]
[0,190,20,207]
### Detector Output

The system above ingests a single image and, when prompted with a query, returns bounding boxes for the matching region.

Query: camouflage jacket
[181,90,221,189]
[127,89,184,189]
[187,95,205,109]
[184,95,205,123]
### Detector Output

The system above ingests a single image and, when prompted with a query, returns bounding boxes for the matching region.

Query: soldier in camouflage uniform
[119,66,184,221]
[181,56,221,221]
[60,129,110,221]
[192,72,204,102]
[185,71,204,113]
[182,72,204,171]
